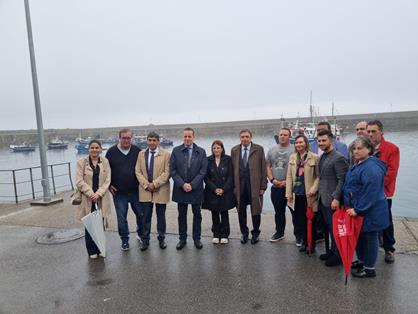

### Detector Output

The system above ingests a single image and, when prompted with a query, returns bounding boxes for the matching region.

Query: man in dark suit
[170,127,207,250]
[231,129,267,245]
[317,129,349,266]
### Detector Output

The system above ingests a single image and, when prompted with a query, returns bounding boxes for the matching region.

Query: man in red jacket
[367,120,400,264]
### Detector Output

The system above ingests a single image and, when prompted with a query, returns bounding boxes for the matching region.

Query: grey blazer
[317,149,349,208]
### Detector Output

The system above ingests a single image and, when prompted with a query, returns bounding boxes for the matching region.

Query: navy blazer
[170,143,207,204]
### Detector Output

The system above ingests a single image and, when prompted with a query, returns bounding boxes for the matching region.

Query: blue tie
[148,151,155,182]
[187,145,193,168]
[243,146,248,168]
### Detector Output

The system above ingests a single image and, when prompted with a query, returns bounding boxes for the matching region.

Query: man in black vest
[105,128,142,251]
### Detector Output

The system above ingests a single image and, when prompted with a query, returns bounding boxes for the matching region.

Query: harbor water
[0,131,415,218]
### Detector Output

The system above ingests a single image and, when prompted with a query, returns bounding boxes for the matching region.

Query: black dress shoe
[325,255,342,267]
[351,260,364,270]
[240,234,248,244]
[194,240,203,249]
[250,236,259,245]
[351,268,376,278]
[319,251,333,261]
[176,240,186,250]
[299,245,307,252]
[159,240,167,249]
[140,241,149,251]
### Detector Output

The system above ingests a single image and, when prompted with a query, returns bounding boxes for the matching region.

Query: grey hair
[352,137,375,155]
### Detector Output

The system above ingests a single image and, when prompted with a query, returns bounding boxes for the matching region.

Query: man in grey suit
[317,130,349,267]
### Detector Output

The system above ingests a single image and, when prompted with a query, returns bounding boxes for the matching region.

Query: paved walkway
[1,192,418,313]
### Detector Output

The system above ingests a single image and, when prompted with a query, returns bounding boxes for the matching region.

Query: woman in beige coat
[286,135,319,253]
[76,140,112,259]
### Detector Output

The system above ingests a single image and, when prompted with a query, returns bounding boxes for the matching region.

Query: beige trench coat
[135,148,171,204]
[286,151,319,212]
[75,156,112,220]
[231,143,268,215]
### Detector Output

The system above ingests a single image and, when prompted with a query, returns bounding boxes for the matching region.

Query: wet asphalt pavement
[1,225,418,314]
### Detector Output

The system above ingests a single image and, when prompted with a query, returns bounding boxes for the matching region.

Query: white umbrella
[81,204,106,257]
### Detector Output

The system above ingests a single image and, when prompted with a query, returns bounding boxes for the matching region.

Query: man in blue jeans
[106,128,143,251]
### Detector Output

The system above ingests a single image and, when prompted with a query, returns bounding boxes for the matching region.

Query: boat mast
[309,90,314,123]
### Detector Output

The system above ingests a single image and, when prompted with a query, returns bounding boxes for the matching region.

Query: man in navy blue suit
[170,127,207,250]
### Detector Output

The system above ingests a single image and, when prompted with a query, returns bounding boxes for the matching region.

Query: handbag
[70,189,82,205]
[71,159,87,205]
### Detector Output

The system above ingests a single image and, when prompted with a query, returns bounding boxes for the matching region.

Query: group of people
[75,120,400,279]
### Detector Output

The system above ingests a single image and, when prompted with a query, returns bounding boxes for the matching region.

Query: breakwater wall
[1,110,418,147]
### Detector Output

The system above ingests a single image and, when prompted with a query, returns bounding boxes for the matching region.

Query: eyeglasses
[121,137,132,140]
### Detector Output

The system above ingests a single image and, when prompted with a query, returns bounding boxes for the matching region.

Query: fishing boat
[133,135,148,149]
[160,136,174,148]
[10,144,36,152]
[75,143,89,154]
[47,138,69,149]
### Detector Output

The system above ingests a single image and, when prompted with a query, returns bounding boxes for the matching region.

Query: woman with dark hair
[75,140,112,259]
[286,135,319,253]
[344,137,389,278]
[202,140,236,244]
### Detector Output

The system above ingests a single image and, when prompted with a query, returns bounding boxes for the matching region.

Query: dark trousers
[271,187,296,237]
[382,199,396,252]
[319,203,339,258]
[238,201,261,237]
[178,203,202,241]
[294,195,316,248]
[140,202,167,242]
[211,211,230,238]
[356,231,379,269]
[85,228,100,255]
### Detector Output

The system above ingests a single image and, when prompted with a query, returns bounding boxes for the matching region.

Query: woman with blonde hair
[286,135,319,253]
[75,140,112,259]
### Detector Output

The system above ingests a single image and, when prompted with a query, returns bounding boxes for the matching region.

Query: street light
[24,0,51,202]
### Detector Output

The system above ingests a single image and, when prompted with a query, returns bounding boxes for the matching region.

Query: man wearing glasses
[106,128,143,251]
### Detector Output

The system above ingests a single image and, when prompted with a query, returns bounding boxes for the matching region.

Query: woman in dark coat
[202,140,236,244]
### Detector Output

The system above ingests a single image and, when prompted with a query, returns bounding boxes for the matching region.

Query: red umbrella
[332,207,364,285]
[306,206,314,256]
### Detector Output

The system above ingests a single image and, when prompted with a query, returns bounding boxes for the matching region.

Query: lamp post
[24,0,51,202]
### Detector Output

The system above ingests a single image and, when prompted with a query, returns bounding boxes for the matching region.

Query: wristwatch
[270,178,275,183]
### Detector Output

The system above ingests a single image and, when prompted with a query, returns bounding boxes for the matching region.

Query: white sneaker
[220,238,229,244]
[99,253,105,258]
[89,254,98,259]
[212,238,220,244]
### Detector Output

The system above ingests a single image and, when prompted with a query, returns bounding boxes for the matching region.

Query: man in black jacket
[170,128,207,250]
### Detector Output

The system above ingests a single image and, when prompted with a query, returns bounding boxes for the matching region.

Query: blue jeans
[356,231,379,270]
[140,202,167,242]
[113,192,143,243]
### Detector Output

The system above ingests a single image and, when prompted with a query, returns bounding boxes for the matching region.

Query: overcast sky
[1,0,417,130]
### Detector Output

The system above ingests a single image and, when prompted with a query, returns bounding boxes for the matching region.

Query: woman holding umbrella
[344,137,389,278]
[75,140,112,259]
[202,140,235,244]
[286,135,319,253]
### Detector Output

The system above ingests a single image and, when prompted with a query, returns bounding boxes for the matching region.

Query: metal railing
[0,162,74,203]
